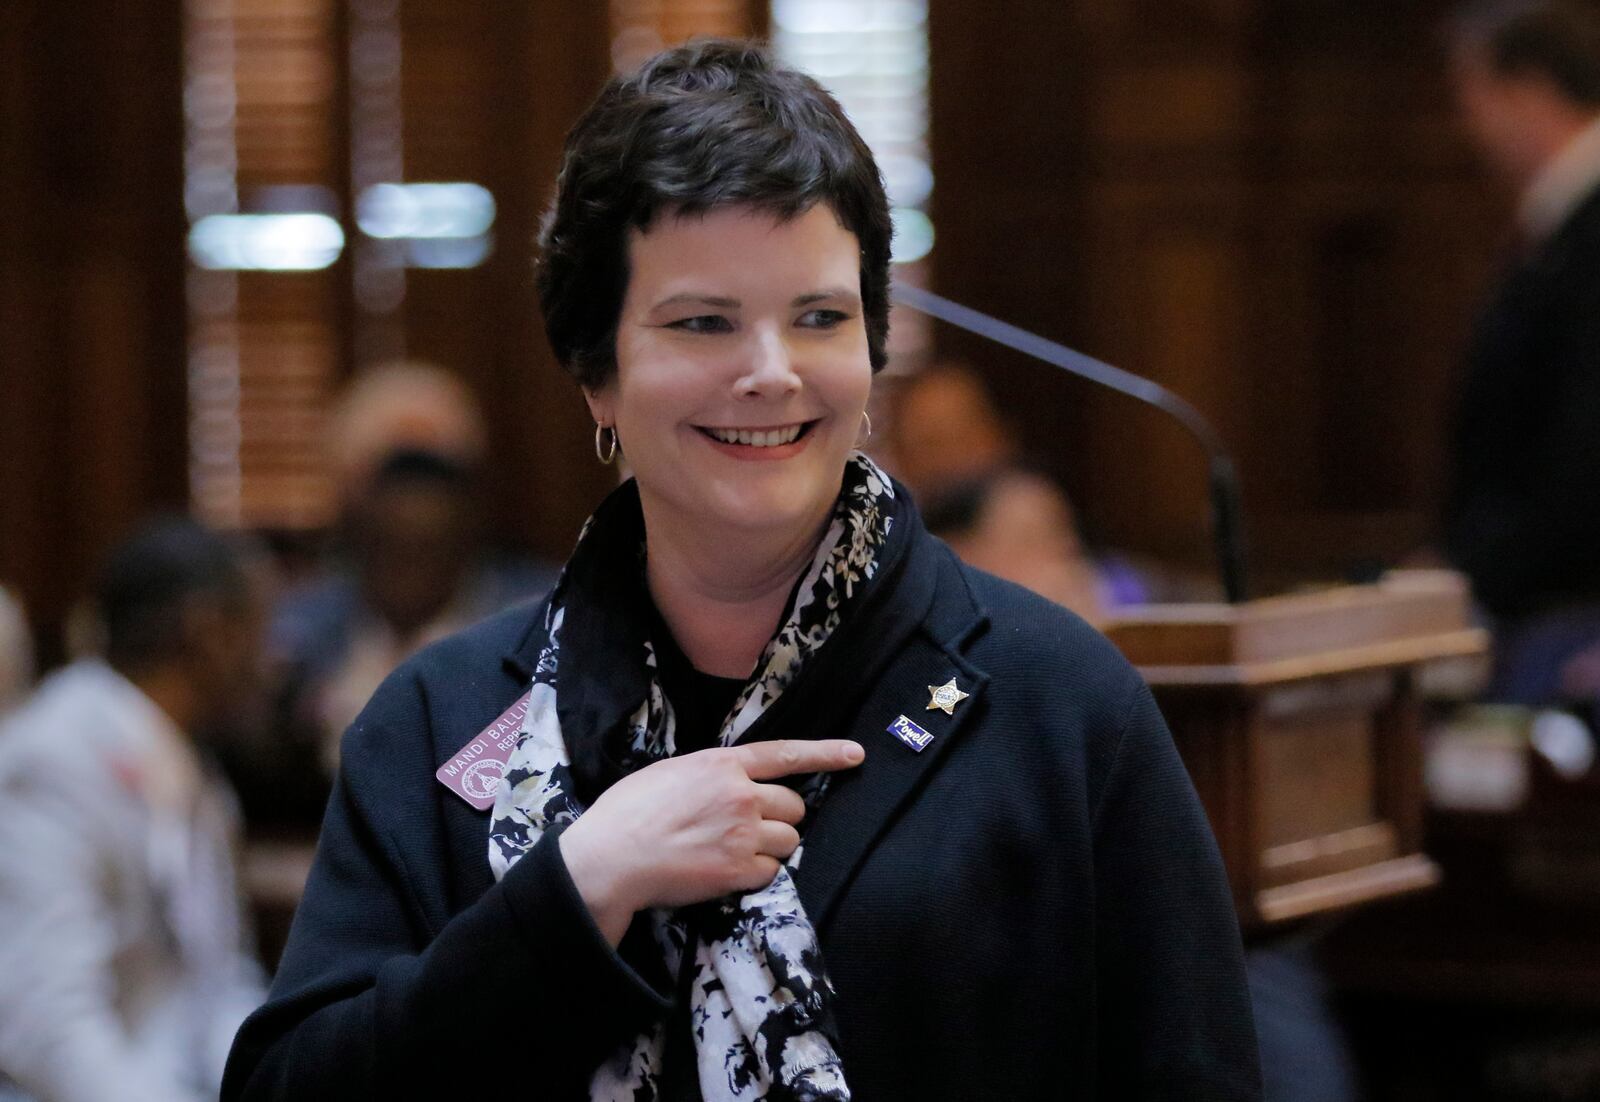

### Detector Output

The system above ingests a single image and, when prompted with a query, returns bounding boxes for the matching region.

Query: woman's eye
[667,315,733,334]
[798,309,852,329]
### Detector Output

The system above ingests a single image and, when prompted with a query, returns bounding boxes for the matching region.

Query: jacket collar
[791,534,991,930]
[501,481,650,688]
[503,613,543,682]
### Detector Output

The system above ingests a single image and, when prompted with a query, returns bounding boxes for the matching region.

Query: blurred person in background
[325,360,488,513]
[881,359,1017,500]
[1444,0,1600,703]
[271,448,553,778]
[0,586,32,715]
[891,364,1184,615]
[0,518,268,1102]
[249,367,556,829]
[922,468,1149,627]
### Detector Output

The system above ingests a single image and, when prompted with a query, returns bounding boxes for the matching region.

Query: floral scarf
[487,453,899,1100]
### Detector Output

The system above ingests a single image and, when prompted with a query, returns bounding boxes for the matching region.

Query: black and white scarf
[487,453,898,1101]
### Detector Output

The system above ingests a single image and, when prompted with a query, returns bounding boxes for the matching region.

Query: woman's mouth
[695,421,816,448]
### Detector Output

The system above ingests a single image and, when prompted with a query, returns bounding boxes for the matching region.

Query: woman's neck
[640,497,830,679]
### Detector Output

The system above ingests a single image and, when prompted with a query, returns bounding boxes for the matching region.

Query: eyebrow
[649,287,861,311]
[652,293,740,310]
[793,287,860,307]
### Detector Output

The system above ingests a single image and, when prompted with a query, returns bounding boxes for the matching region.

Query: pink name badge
[436,691,532,810]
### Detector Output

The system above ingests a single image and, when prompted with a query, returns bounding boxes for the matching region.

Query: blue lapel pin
[887,714,935,752]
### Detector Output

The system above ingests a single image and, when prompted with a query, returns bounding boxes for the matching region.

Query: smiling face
[587,202,873,550]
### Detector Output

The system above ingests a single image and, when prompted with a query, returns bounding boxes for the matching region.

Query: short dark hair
[536,39,894,391]
[96,517,249,671]
[1453,0,1600,105]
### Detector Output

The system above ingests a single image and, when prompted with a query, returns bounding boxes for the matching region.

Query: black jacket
[223,517,1260,1100]
[1443,185,1600,618]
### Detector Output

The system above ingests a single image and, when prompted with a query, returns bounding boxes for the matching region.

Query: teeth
[707,424,804,447]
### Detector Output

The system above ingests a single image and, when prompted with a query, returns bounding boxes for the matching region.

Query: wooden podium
[1103,571,1488,930]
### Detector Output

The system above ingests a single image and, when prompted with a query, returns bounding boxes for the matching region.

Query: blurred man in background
[1445,0,1600,702]
[246,364,555,830]
[323,360,488,516]
[0,518,267,1102]
[271,447,550,776]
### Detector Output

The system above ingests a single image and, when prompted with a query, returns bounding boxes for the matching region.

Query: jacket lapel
[795,546,989,930]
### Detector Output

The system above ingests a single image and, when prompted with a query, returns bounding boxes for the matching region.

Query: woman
[224,41,1259,1101]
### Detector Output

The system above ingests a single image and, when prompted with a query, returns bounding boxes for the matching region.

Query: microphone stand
[891,282,1250,604]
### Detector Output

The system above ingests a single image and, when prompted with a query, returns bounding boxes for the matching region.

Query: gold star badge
[926,677,969,716]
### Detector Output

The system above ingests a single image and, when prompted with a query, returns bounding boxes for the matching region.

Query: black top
[647,603,748,757]
[223,498,1261,1101]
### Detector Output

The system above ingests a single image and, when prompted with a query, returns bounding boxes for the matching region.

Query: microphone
[891,282,1249,604]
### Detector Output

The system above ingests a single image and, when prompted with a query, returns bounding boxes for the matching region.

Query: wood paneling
[0,0,188,664]
[386,0,615,560]
[929,0,1508,587]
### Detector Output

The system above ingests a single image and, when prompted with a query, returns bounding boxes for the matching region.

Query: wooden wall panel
[0,0,187,663]
[483,0,618,560]
[929,0,1507,590]
[397,0,616,561]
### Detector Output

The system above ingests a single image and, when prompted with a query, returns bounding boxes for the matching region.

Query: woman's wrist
[558,818,643,947]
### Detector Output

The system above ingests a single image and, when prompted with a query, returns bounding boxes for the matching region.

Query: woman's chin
[636,451,848,548]
[701,474,838,539]
[710,495,822,538]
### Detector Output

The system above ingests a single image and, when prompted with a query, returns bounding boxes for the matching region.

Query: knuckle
[722,820,756,852]
[728,787,759,816]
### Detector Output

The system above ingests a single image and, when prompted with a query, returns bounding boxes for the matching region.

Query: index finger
[735,739,865,781]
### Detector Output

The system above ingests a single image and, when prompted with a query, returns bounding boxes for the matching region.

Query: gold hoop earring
[594,423,618,465]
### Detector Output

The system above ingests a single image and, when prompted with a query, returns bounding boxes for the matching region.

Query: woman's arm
[1091,683,1263,1101]
[222,691,672,1100]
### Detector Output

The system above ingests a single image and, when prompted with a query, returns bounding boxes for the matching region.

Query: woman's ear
[582,385,613,427]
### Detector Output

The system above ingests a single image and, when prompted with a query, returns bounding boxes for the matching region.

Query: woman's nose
[736,328,802,398]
